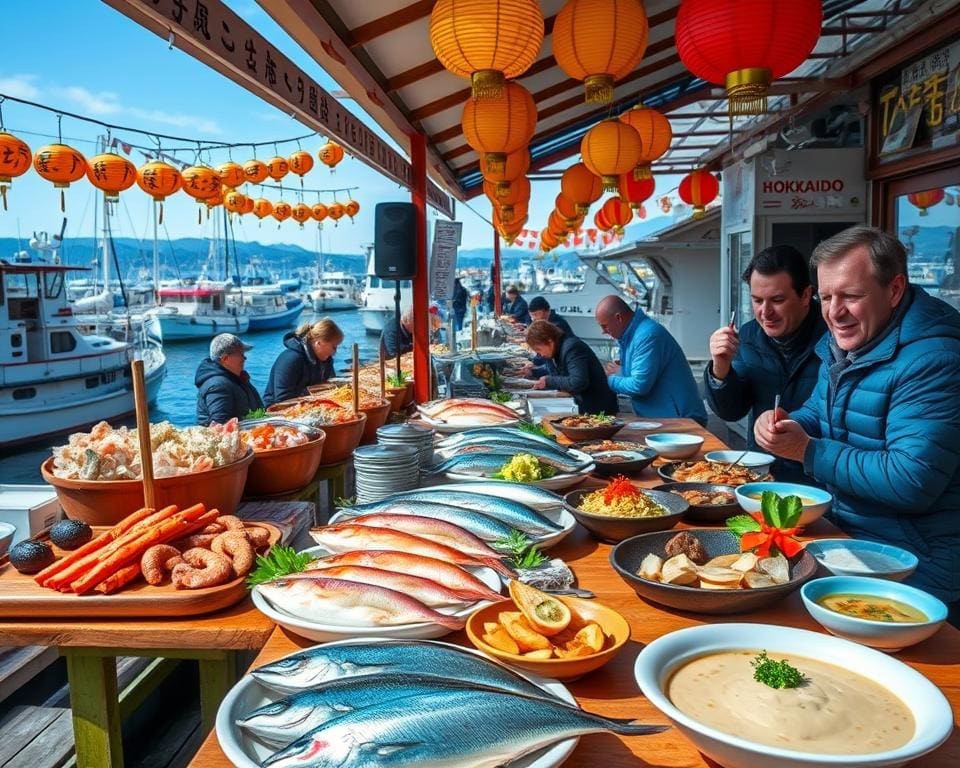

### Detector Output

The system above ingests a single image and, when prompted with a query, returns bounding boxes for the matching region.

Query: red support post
[493,231,502,316]
[410,131,430,404]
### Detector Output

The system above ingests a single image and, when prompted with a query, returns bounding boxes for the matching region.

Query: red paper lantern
[907,189,945,216]
[618,173,655,209]
[601,195,633,234]
[678,169,720,218]
[676,0,822,115]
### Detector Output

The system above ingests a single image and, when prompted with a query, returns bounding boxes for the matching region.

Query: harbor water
[0,308,379,483]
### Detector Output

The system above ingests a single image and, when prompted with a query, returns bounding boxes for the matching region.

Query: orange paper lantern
[86,152,137,202]
[594,207,613,232]
[344,199,360,221]
[620,105,672,178]
[482,148,530,197]
[291,202,312,227]
[560,161,604,215]
[483,175,530,207]
[272,201,292,222]
[137,160,182,224]
[319,141,345,171]
[555,193,580,225]
[552,0,649,104]
[225,190,248,214]
[462,82,537,174]
[327,202,345,225]
[429,0,544,100]
[217,161,246,189]
[311,202,328,222]
[0,132,31,210]
[907,189,945,216]
[678,169,720,218]
[181,166,222,200]
[581,120,642,191]
[241,195,255,215]
[33,143,86,211]
[244,159,269,184]
[266,156,289,182]
[288,150,314,178]
[253,198,274,219]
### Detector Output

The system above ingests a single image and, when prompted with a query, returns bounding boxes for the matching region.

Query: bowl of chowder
[634,623,952,768]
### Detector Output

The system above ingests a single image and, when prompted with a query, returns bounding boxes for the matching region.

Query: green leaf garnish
[490,390,513,404]
[518,421,555,440]
[726,514,762,537]
[751,651,805,689]
[493,530,549,569]
[760,491,803,529]
[334,496,356,507]
[247,545,312,588]
[387,371,408,387]
[244,407,267,420]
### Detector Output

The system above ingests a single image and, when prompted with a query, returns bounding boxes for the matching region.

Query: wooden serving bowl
[40,450,255,526]
[243,433,326,497]
[316,413,367,464]
[385,386,407,413]
[358,400,392,445]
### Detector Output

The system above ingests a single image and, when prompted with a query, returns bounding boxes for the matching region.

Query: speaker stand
[393,279,402,382]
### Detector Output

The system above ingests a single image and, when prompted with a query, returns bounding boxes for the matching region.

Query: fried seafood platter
[658,460,770,486]
[0,505,279,618]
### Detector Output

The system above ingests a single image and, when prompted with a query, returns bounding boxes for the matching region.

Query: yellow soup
[746,492,817,505]
[818,594,927,623]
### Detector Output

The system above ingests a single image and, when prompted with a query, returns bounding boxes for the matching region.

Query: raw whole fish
[306,550,501,602]
[418,398,518,420]
[334,500,517,542]
[435,426,562,451]
[342,513,503,559]
[250,639,566,697]
[279,565,479,608]
[421,481,565,511]
[310,524,513,577]
[236,674,560,747]
[344,489,561,535]
[256,577,464,629]
[435,438,583,467]
[262,688,667,767]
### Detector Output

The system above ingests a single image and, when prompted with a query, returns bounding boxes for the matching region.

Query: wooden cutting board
[0,523,280,619]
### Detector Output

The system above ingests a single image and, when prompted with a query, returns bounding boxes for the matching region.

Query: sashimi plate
[327,504,577,550]
[216,637,579,768]
[444,448,595,492]
[251,548,502,642]
[417,412,521,434]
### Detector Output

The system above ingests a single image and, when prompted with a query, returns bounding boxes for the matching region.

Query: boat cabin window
[43,271,65,299]
[12,387,36,400]
[86,376,100,389]
[8,297,39,321]
[50,331,77,354]
[10,333,22,348]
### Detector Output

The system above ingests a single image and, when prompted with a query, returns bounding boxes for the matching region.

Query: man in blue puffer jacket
[755,227,960,610]
[596,296,707,425]
[705,245,828,482]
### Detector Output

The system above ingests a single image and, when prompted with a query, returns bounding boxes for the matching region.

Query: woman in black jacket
[526,320,618,415]
[264,318,344,405]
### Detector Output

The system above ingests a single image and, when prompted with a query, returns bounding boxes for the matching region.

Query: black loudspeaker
[374,202,417,279]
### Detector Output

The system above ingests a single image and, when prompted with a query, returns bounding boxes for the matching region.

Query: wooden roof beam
[345,0,436,47]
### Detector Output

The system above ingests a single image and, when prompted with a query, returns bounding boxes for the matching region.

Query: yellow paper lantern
[243,158,269,184]
[560,161,604,215]
[0,132,31,210]
[86,152,137,203]
[462,82,537,174]
[217,161,246,189]
[429,0,544,99]
[553,0,649,104]
[620,105,672,178]
[581,120,642,190]
[33,143,86,212]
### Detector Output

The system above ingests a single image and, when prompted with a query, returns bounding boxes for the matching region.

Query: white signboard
[430,220,463,300]
[757,149,866,214]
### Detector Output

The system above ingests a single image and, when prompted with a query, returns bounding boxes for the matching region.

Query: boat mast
[152,199,159,297]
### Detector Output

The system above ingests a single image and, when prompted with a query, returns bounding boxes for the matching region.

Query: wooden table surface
[192,418,960,766]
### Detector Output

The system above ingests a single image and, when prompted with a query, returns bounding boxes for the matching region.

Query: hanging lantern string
[0,91,327,155]
[262,182,359,196]
[0,97,5,131]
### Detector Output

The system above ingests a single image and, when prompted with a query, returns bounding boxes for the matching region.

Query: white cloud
[0,73,41,100]
[127,107,221,136]
[56,86,123,116]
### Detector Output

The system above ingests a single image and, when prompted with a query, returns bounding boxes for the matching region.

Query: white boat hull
[313,295,361,312]
[155,311,249,341]
[360,307,401,334]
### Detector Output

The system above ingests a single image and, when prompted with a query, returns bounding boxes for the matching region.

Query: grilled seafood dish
[668,460,764,485]
[671,488,736,506]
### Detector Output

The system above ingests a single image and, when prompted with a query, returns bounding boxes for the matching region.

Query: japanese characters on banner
[429,220,463,300]
[121,0,455,218]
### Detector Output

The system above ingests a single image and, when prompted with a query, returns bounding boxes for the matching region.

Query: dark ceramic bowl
[610,528,817,615]
[549,417,625,442]
[562,488,687,543]
[650,482,741,523]
[589,448,658,477]
[656,461,769,485]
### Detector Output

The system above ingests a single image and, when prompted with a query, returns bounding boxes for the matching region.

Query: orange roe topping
[603,475,641,505]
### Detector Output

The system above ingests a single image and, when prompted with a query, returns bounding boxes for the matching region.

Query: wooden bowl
[317,414,367,464]
[465,595,630,682]
[40,450,254,526]
[359,400,391,445]
[562,488,687,543]
[243,433,326,497]
[549,417,625,442]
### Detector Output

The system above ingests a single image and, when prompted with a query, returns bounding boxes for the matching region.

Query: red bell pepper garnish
[727,491,805,558]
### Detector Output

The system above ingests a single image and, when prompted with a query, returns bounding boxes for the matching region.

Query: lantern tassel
[0,185,7,211]
[197,207,201,225]
[60,189,65,213]
[471,70,506,101]
[158,201,164,226]
[726,68,770,116]
[633,164,652,181]
[584,75,615,105]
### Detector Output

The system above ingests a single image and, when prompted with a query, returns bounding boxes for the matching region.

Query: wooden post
[352,344,360,415]
[471,302,478,352]
[379,346,386,399]
[131,360,156,510]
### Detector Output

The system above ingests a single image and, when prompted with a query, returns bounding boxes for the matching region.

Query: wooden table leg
[63,649,123,768]
[198,650,236,736]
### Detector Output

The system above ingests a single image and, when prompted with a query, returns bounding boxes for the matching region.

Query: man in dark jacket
[527,321,618,415]
[756,227,960,609]
[528,296,574,336]
[195,333,263,425]
[451,278,468,332]
[380,307,414,358]
[704,244,827,482]
[502,285,531,325]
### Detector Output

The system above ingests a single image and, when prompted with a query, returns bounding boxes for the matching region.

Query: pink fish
[257,576,464,629]
[310,525,513,577]
[420,398,517,420]
[307,550,502,602]
[344,513,504,560]
[284,565,483,607]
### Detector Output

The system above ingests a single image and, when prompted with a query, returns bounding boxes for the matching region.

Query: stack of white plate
[353,444,420,504]
[376,422,435,467]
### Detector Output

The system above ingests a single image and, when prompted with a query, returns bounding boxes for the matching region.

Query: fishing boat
[149,281,249,341]
[0,259,166,447]
[229,288,304,331]
[358,246,412,334]
[309,272,362,312]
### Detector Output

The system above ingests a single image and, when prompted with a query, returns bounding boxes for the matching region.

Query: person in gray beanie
[195,333,264,426]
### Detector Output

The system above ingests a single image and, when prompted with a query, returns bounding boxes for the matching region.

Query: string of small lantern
[0,92,360,230]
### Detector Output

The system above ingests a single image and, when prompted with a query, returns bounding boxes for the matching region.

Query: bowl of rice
[563,478,687,543]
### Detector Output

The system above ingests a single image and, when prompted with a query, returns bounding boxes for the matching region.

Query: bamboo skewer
[352,344,360,415]
[131,359,156,510]
[379,346,386,399]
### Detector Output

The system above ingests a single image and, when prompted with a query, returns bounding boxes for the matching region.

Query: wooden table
[191,418,960,767]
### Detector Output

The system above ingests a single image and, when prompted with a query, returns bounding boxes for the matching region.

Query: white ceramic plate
[328,503,576,551]
[216,638,579,768]
[627,421,663,430]
[251,550,501,642]
[418,413,521,434]
[444,448,595,492]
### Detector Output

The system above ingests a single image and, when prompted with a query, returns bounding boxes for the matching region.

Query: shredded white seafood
[51,419,245,480]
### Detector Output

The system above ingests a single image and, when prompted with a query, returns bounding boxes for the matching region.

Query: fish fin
[358,741,422,757]
[605,721,671,736]
[476,556,515,578]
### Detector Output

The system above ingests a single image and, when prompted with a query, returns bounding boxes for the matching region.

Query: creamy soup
[815,548,905,574]
[819,594,927,623]
[668,651,914,754]
[745,492,817,505]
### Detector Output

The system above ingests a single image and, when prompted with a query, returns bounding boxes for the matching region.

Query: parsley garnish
[244,407,267,420]
[494,530,548,569]
[751,651,805,689]
[246,545,312,588]
[518,422,555,440]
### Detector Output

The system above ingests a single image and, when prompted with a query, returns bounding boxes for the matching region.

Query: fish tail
[474,556,514,577]
[600,719,670,736]
[434,613,467,630]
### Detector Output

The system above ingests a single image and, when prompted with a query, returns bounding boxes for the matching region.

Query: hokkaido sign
[756,149,865,213]
[429,220,463,301]
[107,0,455,218]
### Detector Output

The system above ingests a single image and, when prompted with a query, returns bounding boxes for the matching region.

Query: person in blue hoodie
[704,244,828,482]
[755,226,960,612]
[264,318,343,405]
[195,333,264,425]
[595,295,707,425]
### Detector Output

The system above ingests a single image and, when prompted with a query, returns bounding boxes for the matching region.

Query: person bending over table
[705,244,828,482]
[595,295,707,425]
[526,320,618,415]
[264,318,343,405]
[380,306,414,358]
[502,284,531,326]
[754,226,960,616]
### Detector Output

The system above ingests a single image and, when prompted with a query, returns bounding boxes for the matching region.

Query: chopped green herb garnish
[518,421,555,440]
[244,407,268,420]
[494,530,549,570]
[489,390,513,404]
[751,651,805,689]
[247,545,312,588]
[334,496,356,507]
